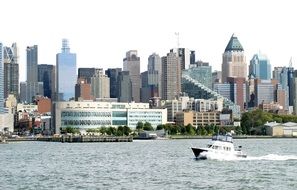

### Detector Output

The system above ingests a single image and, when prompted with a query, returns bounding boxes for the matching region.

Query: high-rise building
[3,43,19,99]
[56,39,76,101]
[38,64,55,99]
[162,52,181,100]
[140,71,158,103]
[118,71,132,102]
[185,61,212,89]
[105,68,122,99]
[148,53,162,97]
[78,68,96,83]
[27,45,38,83]
[0,43,4,113]
[123,50,140,102]
[226,77,246,111]
[20,45,43,103]
[272,66,294,109]
[190,51,196,65]
[170,48,190,70]
[249,53,271,80]
[221,34,247,83]
[75,78,93,101]
[91,69,110,99]
[254,79,275,106]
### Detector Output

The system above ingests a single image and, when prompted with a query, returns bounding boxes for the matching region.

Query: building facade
[221,34,247,83]
[3,43,19,99]
[186,61,212,89]
[148,53,162,98]
[105,68,122,99]
[54,101,167,133]
[38,64,55,99]
[91,69,110,99]
[56,39,76,101]
[118,71,132,102]
[162,52,181,100]
[249,53,271,80]
[123,50,140,102]
[0,43,4,113]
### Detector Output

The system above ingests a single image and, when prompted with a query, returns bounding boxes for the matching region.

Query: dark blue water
[1,139,297,189]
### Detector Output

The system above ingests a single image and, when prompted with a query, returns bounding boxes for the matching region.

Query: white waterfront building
[54,101,167,133]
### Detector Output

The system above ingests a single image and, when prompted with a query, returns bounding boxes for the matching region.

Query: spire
[224,34,244,52]
[61,39,70,53]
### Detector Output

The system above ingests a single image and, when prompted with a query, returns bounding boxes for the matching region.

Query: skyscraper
[249,53,271,80]
[123,50,140,102]
[170,48,190,70]
[56,39,76,101]
[221,34,247,83]
[0,43,4,113]
[3,43,19,99]
[27,45,38,83]
[20,45,43,103]
[78,68,97,83]
[148,53,162,97]
[118,71,132,102]
[185,61,212,89]
[105,68,122,99]
[38,64,55,99]
[91,69,110,99]
[162,52,181,100]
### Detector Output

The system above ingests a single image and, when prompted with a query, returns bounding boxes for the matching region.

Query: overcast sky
[1,0,296,81]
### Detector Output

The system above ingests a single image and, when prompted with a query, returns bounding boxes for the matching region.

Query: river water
[1,138,297,190]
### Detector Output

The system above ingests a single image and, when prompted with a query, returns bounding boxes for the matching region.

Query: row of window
[62,120,111,126]
[62,111,111,117]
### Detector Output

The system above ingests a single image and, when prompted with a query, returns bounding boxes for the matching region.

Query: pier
[7,136,133,143]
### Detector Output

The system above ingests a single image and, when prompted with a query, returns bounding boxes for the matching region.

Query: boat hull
[191,147,247,159]
[191,147,208,158]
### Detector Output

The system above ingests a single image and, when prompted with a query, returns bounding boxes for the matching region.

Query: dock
[7,135,133,143]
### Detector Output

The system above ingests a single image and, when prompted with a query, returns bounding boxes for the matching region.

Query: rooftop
[225,34,244,52]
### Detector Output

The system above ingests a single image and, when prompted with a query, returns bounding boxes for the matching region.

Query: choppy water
[1,138,297,190]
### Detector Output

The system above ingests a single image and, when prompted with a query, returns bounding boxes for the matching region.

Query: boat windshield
[212,134,233,143]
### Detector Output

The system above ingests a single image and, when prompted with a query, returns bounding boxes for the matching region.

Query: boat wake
[197,152,297,161]
[246,154,297,161]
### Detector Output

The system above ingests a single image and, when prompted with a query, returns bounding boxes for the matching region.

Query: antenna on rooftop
[289,57,293,68]
[175,32,180,48]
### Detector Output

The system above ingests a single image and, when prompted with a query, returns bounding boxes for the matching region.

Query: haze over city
[1,0,297,81]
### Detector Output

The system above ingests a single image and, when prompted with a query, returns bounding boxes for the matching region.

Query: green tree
[136,121,144,131]
[100,126,107,135]
[185,124,195,135]
[65,126,80,134]
[143,122,154,131]
[123,126,131,136]
[156,124,164,130]
[235,126,243,135]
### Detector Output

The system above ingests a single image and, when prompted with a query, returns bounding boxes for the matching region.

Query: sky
[1,0,297,82]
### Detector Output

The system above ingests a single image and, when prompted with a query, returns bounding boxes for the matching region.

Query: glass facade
[61,111,112,128]
[56,102,166,130]
[3,43,19,99]
[56,39,76,101]
[0,43,4,113]
[249,54,271,80]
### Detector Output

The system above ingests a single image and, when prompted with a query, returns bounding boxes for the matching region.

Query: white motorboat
[191,133,247,159]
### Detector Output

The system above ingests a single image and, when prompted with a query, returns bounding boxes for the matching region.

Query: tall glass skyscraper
[249,53,271,80]
[0,43,4,113]
[38,64,55,98]
[3,43,19,99]
[27,45,38,83]
[56,39,76,101]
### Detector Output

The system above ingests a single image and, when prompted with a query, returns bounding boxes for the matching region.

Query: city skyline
[1,0,297,82]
